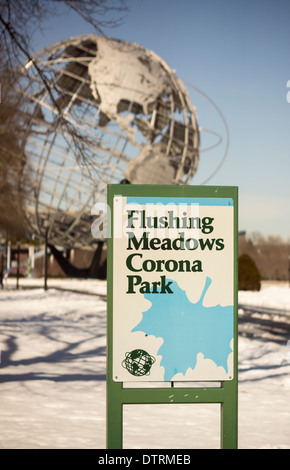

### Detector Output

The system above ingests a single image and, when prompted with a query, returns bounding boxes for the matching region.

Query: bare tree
[0,0,128,70]
[0,0,128,155]
[239,232,290,281]
[0,61,30,236]
[0,0,128,239]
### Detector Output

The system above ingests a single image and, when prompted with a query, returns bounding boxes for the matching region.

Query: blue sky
[33,0,290,239]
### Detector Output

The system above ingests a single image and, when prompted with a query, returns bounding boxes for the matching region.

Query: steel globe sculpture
[13,35,200,248]
[10,35,200,277]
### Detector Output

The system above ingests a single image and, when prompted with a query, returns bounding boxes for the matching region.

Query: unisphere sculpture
[11,35,200,250]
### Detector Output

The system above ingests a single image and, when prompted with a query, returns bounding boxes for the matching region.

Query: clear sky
[32,0,290,240]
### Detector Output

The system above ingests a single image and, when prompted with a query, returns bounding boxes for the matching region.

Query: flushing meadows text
[125,210,225,294]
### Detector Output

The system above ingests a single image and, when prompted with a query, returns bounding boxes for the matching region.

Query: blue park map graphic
[131,277,233,381]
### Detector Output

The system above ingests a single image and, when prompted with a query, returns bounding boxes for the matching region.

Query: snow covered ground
[0,277,290,449]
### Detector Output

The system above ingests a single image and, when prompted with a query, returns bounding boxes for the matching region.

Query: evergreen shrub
[238,253,261,291]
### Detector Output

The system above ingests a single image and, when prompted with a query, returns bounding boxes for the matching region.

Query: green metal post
[220,381,238,449]
[107,382,123,449]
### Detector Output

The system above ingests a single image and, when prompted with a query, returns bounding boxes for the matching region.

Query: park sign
[106,185,238,449]
[107,185,238,385]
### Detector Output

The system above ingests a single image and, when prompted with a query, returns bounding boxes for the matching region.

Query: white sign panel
[112,196,234,382]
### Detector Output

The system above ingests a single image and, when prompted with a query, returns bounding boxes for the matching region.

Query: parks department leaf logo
[132,277,233,381]
[122,349,156,377]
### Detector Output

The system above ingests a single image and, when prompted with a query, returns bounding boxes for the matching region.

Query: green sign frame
[107,184,238,449]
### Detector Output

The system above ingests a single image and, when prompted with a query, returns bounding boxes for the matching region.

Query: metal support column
[44,230,48,291]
